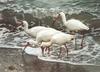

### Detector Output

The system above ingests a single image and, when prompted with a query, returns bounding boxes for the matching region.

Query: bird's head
[20,20,29,31]
[69,35,76,44]
[59,12,65,17]
[22,20,28,27]
[52,12,66,25]
[16,20,29,31]
[68,34,75,42]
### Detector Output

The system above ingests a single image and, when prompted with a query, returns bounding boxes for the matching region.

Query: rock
[0,9,22,32]
[8,65,16,70]
[24,13,41,27]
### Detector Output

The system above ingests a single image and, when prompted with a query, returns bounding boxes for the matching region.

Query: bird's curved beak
[16,20,24,27]
[21,21,24,27]
[16,20,24,31]
[23,42,33,48]
[52,14,60,25]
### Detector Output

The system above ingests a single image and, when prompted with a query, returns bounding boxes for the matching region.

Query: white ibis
[36,28,60,55]
[22,39,38,53]
[40,32,75,57]
[53,12,89,49]
[22,21,48,52]
[22,21,60,53]
[22,21,47,37]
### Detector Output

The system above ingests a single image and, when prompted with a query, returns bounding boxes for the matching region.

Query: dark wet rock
[16,11,24,20]
[8,65,16,70]
[0,48,24,72]
[0,9,23,32]
[0,48,99,72]
[22,13,64,31]
[40,16,53,27]
[24,13,41,27]
[40,16,64,31]
[1,8,16,19]
[23,54,88,72]
[16,12,42,28]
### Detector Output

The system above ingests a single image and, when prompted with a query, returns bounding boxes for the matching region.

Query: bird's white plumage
[40,32,75,47]
[22,21,47,37]
[65,19,89,31]
[58,12,89,32]
[51,32,75,45]
[27,26,47,37]
[36,28,60,43]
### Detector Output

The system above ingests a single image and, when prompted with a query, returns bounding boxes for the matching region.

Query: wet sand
[0,48,100,72]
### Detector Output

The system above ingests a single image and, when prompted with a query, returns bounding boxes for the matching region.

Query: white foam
[24,47,42,56]
[38,56,98,66]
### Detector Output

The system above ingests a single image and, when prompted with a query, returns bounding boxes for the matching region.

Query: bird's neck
[61,15,67,26]
[24,24,29,32]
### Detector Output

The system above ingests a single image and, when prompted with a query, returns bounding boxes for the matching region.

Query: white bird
[53,12,89,49]
[54,12,89,32]
[22,21,48,52]
[36,28,60,43]
[22,21,60,53]
[22,39,39,54]
[36,28,60,55]
[22,21,47,37]
[40,32,75,56]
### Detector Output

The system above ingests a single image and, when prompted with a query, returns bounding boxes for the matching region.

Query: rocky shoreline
[0,48,100,72]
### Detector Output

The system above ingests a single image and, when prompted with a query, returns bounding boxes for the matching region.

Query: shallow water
[0,0,100,69]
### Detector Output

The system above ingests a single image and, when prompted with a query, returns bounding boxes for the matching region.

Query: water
[0,0,100,69]
[0,0,100,17]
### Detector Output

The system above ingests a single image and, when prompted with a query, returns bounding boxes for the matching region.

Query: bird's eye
[71,38,74,40]
[27,42,30,45]
[58,14,60,16]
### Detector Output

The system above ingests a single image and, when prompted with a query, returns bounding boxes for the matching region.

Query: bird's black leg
[41,46,45,56]
[70,31,77,50]
[22,42,30,54]
[47,47,50,55]
[58,47,62,58]
[45,47,48,51]
[75,33,77,50]
[81,34,85,49]
[44,47,50,55]
[64,44,68,57]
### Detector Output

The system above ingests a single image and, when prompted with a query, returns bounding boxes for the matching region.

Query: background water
[0,0,100,17]
[0,0,100,67]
